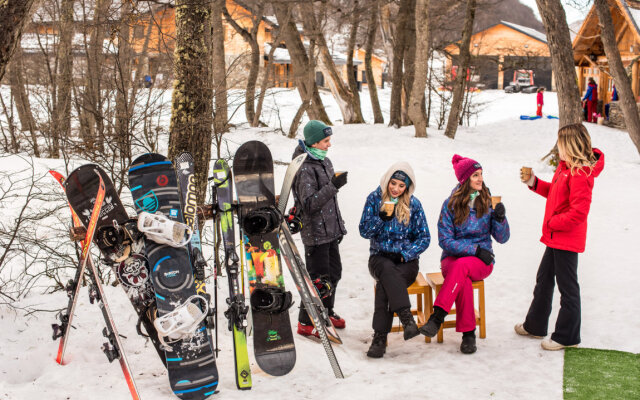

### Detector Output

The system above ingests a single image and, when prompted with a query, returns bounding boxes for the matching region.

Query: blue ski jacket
[359,187,430,262]
[438,187,510,261]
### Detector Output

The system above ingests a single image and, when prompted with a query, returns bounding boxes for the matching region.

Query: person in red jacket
[536,87,544,117]
[515,123,605,351]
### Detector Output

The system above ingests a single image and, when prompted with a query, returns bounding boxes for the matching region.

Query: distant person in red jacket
[536,87,545,117]
[515,123,605,351]
[582,78,598,122]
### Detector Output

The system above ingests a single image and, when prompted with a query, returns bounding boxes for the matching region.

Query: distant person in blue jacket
[605,85,618,120]
[582,78,598,122]
[419,155,510,354]
[359,162,430,358]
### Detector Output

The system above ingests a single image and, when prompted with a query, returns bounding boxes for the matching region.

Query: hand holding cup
[520,167,535,187]
[379,201,395,221]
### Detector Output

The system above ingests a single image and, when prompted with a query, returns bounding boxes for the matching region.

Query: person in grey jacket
[292,120,348,337]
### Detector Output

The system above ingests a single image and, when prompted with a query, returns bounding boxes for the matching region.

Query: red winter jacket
[537,91,544,106]
[530,148,605,253]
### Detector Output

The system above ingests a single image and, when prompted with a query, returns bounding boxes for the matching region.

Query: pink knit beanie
[452,154,482,184]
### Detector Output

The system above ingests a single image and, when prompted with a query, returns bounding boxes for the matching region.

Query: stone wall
[606,101,640,129]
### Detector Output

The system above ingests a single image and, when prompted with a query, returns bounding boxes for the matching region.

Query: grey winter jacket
[292,143,347,247]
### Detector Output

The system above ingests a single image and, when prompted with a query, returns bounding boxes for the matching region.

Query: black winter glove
[475,246,494,266]
[331,171,348,189]
[493,202,506,223]
[378,251,403,264]
[378,208,394,221]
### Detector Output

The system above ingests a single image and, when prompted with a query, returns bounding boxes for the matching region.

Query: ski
[212,159,252,390]
[277,153,307,215]
[49,170,105,365]
[53,169,142,398]
[234,141,296,377]
[129,153,218,399]
[278,222,344,378]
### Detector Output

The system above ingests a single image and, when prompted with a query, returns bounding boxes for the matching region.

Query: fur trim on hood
[379,162,417,197]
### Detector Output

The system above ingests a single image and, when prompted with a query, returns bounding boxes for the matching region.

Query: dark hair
[448,179,491,226]
[588,77,596,84]
[537,87,545,93]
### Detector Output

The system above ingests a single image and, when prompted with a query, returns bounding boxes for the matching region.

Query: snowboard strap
[312,275,335,299]
[250,287,294,314]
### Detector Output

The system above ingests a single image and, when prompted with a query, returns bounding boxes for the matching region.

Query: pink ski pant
[434,256,493,332]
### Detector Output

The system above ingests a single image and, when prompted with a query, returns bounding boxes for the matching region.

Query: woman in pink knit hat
[419,155,510,354]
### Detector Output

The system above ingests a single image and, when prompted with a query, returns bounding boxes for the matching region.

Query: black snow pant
[523,246,581,346]
[298,240,342,325]
[368,254,419,333]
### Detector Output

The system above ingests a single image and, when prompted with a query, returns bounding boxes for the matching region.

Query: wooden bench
[425,272,486,343]
[375,272,432,343]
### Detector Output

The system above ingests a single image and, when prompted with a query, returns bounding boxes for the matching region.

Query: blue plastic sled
[546,115,559,119]
[520,115,542,120]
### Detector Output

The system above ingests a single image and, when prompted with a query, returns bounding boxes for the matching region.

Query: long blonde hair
[382,188,411,225]
[557,123,597,175]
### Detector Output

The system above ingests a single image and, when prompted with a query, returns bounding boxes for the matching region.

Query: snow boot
[329,310,345,329]
[366,331,387,358]
[419,306,447,337]
[297,322,319,339]
[397,307,419,340]
[460,330,477,354]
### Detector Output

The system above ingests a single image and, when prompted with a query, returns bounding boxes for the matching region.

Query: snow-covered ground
[1,89,638,400]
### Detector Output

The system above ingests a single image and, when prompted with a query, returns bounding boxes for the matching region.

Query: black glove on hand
[475,246,494,266]
[378,208,394,221]
[331,172,348,189]
[379,251,403,264]
[493,202,506,223]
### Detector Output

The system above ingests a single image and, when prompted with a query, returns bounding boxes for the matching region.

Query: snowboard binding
[250,286,294,314]
[286,206,303,234]
[153,295,209,348]
[137,212,193,247]
[242,207,281,236]
[312,275,334,299]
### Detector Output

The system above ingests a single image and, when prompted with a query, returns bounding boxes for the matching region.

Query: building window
[362,70,367,83]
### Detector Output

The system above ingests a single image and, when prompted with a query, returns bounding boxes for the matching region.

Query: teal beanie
[303,120,333,146]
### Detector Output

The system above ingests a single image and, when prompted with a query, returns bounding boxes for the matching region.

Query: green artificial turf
[563,347,640,399]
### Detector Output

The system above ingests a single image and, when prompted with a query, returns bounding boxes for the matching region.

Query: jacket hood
[379,162,417,197]
[293,141,305,159]
[558,147,605,178]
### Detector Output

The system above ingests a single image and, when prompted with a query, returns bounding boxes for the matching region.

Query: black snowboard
[234,141,296,376]
[128,154,218,399]
[64,164,164,362]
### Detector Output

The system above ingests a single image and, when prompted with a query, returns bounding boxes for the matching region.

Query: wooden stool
[374,272,432,343]
[425,272,486,343]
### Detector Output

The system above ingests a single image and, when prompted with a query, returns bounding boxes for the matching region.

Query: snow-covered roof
[20,32,117,54]
[263,43,363,66]
[30,0,154,23]
[500,21,547,44]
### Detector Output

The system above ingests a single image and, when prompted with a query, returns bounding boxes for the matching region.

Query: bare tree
[365,0,384,124]
[444,0,476,139]
[0,0,37,81]
[345,0,364,122]
[222,1,264,126]
[212,0,229,136]
[8,48,39,156]
[299,2,365,124]
[593,0,640,155]
[378,1,394,78]
[169,0,214,203]
[408,0,430,137]
[389,0,412,128]
[535,0,583,128]
[272,2,331,124]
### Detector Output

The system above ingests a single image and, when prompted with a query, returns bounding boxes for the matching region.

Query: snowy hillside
[1,89,638,400]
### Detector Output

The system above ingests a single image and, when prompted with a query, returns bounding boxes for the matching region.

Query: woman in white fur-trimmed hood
[359,162,431,358]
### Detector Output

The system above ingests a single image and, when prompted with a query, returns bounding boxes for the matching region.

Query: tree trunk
[389,0,411,128]
[8,49,39,156]
[289,40,318,138]
[365,1,384,124]
[444,0,475,139]
[299,2,364,124]
[408,0,430,137]
[272,3,330,124]
[222,3,263,126]
[402,0,417,126]
[52,0,74,158]
[115,0,133,163]
[594,0,640,154]
[0,0,36,82]
[211,0,229,136]
[378,2,394,78]
[346,1,363,122]
[535,0,583,127]
[169,0,214,203]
